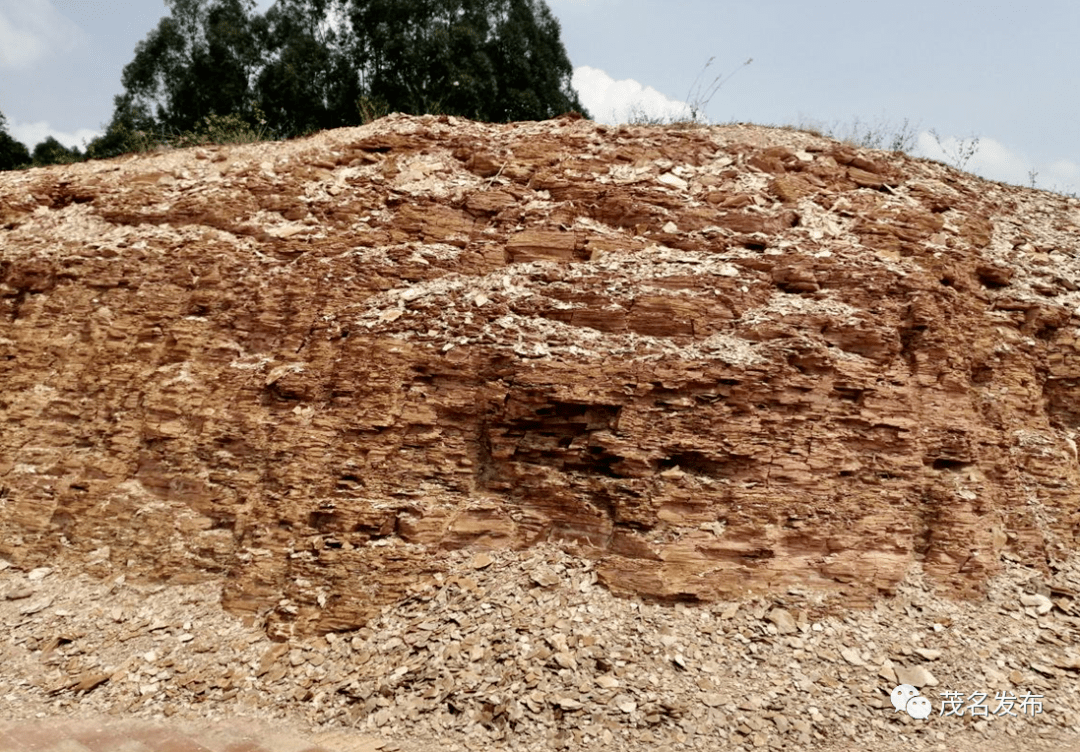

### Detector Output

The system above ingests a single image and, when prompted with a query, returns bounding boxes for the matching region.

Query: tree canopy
[346,0,586,121]
[0,111,86,170]
[252,0,364,139]
[115,0,267,138]
[85,0,585,158]
[32,136,83,167]
[0,111,31,171]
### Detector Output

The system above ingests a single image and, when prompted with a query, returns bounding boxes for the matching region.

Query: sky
[1,0,1077,195]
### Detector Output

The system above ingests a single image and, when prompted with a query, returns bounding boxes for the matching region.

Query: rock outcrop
[2,113,1080,637]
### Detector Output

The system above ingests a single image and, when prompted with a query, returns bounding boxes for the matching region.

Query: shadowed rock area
[2,112,1080,639]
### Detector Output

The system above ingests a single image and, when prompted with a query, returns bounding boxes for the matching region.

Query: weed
[793,115,919,153]
[625,103,670,127]
[356,96,390,125]
[684,57,753,125]
[928,128,980,171]
[623,56,752,128]
[171,102,271,148]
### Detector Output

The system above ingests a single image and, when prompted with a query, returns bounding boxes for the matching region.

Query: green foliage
[0,110,32,171]
[355,95,390,125]
[172,101,271,146]
[119,0,266,136]
[31,136,84,167]
[95,0,587,155]
[96,0,587,156]
[254,0,363,138]
[345,0,587,122]
[84,93,169,160]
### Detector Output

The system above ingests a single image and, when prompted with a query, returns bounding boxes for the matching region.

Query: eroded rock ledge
[2,113,1080,636]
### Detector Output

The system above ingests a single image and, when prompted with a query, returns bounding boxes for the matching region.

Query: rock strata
[2,114,1080,637]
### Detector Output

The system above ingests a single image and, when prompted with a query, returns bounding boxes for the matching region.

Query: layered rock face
[2,113,1080,637]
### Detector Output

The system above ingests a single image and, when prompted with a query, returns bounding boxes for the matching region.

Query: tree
[118,0,266,137]
[0,110,31,171]
[345,0,588,122]
[486,0,588,121]
[253,0,363,138]
[98,0,587,154]
[31,136,84,167]
[83,92,163,161]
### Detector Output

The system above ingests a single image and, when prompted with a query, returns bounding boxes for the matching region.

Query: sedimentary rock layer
[2,113,1080,636]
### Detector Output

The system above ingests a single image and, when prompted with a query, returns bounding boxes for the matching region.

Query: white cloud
[8,119,101,152]
[1041,159,1080,197]
[914,131,1079,196]
[571,65,691,125]
[0,0,85,70]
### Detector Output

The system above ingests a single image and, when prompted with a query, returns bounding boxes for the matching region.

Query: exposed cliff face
[2,113,1080,637]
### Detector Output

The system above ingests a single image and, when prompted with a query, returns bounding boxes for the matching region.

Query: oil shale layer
[2,113,1080,637]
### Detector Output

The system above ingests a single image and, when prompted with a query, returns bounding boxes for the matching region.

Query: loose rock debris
[3,546,1080,751]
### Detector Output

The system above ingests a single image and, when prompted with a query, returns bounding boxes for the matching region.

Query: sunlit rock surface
[3,113,1080,636]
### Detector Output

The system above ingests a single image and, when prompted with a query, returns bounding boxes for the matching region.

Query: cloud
[8,119,101,152]
[914,132,1079,195]
[0,0,84,69]
[571,65,690,125]
[1041,159,1080,196]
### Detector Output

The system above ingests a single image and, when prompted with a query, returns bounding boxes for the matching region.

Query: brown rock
[506,229,581,262]
[73,671,111,693]
[465,190,517,217]
[767,608,798,635]
[770,175,815,203]
[1,114,1079,640]
[770,263,819,293]
[847,166,887,188]
[894,665,937,688]
[470,552,495,570]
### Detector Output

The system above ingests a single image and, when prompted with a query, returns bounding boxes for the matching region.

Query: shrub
[171,107,270,148]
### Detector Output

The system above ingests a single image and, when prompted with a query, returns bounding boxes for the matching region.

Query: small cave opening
[265,382,303,403]
[899,324,927,358]
[970,364,993,384]
[833,386,865,403]
[308,510,339,532]
[975,267,1011,290]
[563,445,628,479]
[657,451,729,478]
[1034,324,1058,342]
[336,473,365,489]
[926,457,973,471]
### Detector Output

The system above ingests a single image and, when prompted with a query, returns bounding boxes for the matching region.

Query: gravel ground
[4,545,1080,751]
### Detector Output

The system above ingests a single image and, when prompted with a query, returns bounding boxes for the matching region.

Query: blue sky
[1,0,1077,194]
